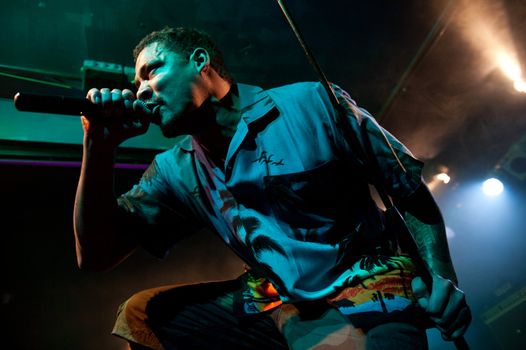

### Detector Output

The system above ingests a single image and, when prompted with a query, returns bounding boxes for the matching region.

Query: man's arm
[397,183,471,340]
[73,88,151,271]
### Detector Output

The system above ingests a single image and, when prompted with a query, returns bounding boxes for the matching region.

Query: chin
[159,114,192,138]
[159,119,182,138]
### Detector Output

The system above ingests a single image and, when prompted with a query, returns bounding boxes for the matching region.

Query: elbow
[76,253,115,272]
[75,243,119,272]
[73,223,135,272]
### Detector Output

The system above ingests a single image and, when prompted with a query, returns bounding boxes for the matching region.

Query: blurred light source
[482,178,504,196]
[514,80,526,93]
[436,172,451,184]
[445,226,456,239]
[427,166,450,192]
[498,52,522,80]
[497,52,526,93]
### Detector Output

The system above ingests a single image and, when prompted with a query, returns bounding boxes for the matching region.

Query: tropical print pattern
[241,255,417,315]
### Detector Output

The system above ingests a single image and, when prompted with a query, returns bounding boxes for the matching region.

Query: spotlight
[426,167,451,192]
[514,80,526,93]
[498,52,522,81]
[482,178,504,197]
[497,52,526,94]
[436,172,451,184]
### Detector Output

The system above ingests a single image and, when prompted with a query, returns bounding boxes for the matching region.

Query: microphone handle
[14,92,99,116]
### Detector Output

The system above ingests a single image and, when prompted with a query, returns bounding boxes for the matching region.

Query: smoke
[450,0,518,76]
[391,0,521,161]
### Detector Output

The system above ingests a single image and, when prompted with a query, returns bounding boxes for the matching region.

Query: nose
[136,81,153,101]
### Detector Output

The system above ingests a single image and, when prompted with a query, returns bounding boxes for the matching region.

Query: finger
[80,115,90,132]
[411,277,428,297]
[411,277,430,310]
[111,89,124,108]
[122,89,135,110]
[86,88,101,104]
[442,305,472,340]
[100,88,111,107]
[427,277,452,316]
[121,116,149,137]
[133,99,153,115]
[450,322,470,340]
[432,286,465,329]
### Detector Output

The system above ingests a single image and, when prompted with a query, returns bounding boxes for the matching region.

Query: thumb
[80,115,91,132]
[412,276,430,310]
[133,99,154,115]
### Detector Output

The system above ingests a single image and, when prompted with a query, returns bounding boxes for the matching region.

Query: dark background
[1,0,525,349]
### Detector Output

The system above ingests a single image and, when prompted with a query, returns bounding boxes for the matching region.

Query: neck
[194,83,241,166]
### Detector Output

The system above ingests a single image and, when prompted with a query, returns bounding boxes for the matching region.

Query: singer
[74,27,471,349]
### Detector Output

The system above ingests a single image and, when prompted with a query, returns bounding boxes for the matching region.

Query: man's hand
[412,274,471,340]
[83,88,152,147]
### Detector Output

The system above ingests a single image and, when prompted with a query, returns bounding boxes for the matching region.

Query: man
[74,27,471,349]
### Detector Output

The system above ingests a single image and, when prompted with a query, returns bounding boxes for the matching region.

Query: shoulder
[266,81,351,100]
[264,82,335,114]
[266,81,326,99]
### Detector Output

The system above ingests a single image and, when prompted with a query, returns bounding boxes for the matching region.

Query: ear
[189,48,210,73]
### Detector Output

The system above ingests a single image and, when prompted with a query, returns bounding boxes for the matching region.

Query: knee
[120,288,162,324]
[113,286,176,350]
[366,322,428,349]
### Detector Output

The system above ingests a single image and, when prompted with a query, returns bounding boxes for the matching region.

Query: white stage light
[514,80,526,93]
[482,178,504,197]
[436,172,451,184]
[497,52,526,94]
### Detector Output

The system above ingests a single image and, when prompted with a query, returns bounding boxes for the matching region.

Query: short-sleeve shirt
[117,82,424,306]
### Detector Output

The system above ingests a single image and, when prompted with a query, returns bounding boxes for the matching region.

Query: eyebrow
[134,58,161,88]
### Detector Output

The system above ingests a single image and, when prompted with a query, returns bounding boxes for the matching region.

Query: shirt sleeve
[117,157,200,258]
[329,83,424,198]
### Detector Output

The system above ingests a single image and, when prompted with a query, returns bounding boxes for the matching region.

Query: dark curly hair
[133,27,233,83]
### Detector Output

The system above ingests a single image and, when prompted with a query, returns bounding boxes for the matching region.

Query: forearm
[402,186,471,339]
[404,212,458,284]
[398,183,458,283]
[73,139,135,270]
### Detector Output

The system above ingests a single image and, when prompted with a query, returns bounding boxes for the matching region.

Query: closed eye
[147,62,162,78]
[135,60,163,88]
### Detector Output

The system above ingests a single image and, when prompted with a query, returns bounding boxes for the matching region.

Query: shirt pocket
[263,160,362,238]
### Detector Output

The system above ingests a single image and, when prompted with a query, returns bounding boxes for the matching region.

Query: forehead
[136,42,169,66]
[134,42,185,86]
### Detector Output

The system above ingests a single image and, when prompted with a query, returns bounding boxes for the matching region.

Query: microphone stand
[274,1,469,349]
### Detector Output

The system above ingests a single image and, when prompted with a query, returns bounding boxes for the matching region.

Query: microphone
[14,93,99,116]
[13,92,160,123]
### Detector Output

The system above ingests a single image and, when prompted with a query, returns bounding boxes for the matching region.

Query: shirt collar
[179,83,277,152]
[236,83,277,124]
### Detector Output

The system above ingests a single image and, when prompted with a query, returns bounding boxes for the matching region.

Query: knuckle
[122,89,135,99]
[86,88,100,100]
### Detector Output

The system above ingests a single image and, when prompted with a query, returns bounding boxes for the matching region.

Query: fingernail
[94,96,100,104]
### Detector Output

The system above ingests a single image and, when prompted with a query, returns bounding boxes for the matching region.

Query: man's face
[134,42,203,137]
